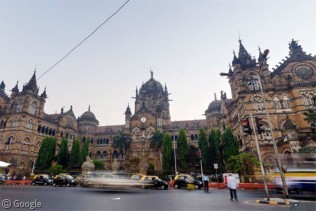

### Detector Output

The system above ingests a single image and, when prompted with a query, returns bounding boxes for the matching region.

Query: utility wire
[38,0,130,80]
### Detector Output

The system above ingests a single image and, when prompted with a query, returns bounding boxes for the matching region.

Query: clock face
[140,117,147,123]
[294,65,313,80]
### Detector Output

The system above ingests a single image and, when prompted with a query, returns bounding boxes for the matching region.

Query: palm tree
[112,130,131,169]
[149,130,164,169]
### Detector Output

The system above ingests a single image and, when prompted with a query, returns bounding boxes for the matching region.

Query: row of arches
[92,150,122,159]
[37,125,56,136]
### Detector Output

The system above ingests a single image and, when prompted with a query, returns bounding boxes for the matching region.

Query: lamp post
[170,129,177,175]
[220,49,289,199]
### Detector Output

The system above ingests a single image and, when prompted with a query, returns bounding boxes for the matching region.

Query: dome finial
[214,93,217,100]
[88,105,90,111]
[150,69,153,79]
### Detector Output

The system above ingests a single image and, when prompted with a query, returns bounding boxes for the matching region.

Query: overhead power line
[38,0,130,80]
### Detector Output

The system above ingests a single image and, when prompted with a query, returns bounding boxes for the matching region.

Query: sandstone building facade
[1,39,315,175]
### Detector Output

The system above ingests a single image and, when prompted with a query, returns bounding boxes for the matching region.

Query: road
[0,186,315,211]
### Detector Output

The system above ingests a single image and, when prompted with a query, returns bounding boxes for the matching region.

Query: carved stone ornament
[294,65,314,80]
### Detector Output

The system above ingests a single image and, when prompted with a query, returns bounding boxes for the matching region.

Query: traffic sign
[214,163,218,169]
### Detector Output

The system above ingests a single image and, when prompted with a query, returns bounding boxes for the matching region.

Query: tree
[112,130,131,169]
[226,153,259,176]
[187,145,199,171]
[57,138,69,169]
[162,133,172,171]
[209,128,223,174]
[35,137,56,171]
[150,130,164,169]
[79,139,89,166]
[48,164,65,176]
[177,128,189,172]
[198,128,209,171]
[221,127,239,170]
[93,160,105,170]
[69,139,80,168]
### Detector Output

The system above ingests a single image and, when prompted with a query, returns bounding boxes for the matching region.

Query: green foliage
[177,128,189,171]
[226,153,259,176]
[299,146,316,153]
[57,138,69,169]
[221,127,239,164]
[187,145,199,171]
[198,128,209,170]
[79,139,89,165]
[35,137,56,170]
[148,162,155,171]
[150,131,164,150]
[209,128,223,174]
[112,130,131,168]
[93,160,105,170]
[162,133,173,171]
[48,164,65,176]
[69,139,80,168]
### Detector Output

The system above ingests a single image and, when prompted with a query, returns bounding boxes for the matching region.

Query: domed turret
[205,93,221,113]
[139,71,164,96]
[80,106,99,124]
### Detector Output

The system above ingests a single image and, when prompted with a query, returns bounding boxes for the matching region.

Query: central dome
[139,71,164,95]
[80,106,98,124]
[205,100,221,113]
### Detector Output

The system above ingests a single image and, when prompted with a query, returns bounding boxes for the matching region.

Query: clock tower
[128,71,171,172]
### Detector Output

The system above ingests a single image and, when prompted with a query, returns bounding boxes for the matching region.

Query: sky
[1,0,316,126]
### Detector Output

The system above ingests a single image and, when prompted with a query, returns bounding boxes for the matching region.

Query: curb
[256,200,290,205]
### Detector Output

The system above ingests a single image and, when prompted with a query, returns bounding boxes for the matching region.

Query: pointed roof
[40,87,47,98]
[125,104,131,115]
[258,47,264,63]
[0,81,5,90]
[22,71,39,94]
[235,39,256,69]
[271,39,315,77]
[11,81,19,93]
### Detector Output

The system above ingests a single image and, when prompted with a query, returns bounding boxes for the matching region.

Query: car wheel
[44,182,47,186]
[161,185,165,190]
[32,182,35,186]
[53,183,56,187]
[174,184,178,189]
[67,183,70,187]
[195,185,199,189]
[74,184,77,187]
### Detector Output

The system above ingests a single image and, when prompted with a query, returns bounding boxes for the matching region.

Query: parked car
[31,174,53,186]
[173,174,203,189]
[140,175,169,190]
[53,174,78,187]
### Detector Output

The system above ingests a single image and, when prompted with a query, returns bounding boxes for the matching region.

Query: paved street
[1,186,315,211]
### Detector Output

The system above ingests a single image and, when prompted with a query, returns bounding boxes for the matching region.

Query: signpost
[214,163,219,189]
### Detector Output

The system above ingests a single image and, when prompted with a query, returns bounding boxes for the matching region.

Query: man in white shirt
[227,173,238,201]
[202,174,209,192]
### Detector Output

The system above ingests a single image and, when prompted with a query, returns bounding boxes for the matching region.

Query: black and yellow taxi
[53,174,78,187]
[140,175,169,190]
[173,174,203,189]
[32,174,53,186]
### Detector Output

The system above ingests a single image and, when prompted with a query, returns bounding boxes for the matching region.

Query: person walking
[227,173,238,201]
[202,174,209,192]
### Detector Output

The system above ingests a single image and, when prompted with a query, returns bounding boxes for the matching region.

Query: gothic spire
[12,81,19,93]
[22,71,39,94]
[258,47,264,63]
[237,39,256,69]
[125,104,131,115]
[0,81,5,90]
[40,87,47,98]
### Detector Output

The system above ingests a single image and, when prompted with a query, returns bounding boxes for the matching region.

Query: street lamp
[220,49,289,199]
[170,129,177,175]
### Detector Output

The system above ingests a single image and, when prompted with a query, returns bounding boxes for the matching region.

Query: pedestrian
[202,174,209,192]
[227,173,238,201]
[224,175,228,189]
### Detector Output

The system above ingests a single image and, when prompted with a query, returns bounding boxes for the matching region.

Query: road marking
[112,198,120,200]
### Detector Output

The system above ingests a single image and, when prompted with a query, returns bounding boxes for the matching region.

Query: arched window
[28,101,37,115]
[190,134,194,140]
[195,134,198,140]
[96,151,101,158]
[41,126,45,133]
[37,125,41,133]
[282,96,291,108]
[102,151,107,158]
[6,136,15,150]
[106,139,109,144]
[273,96,281,109]
[112,150,119,159]
[11,117,18,128]
[27,119,33,131]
